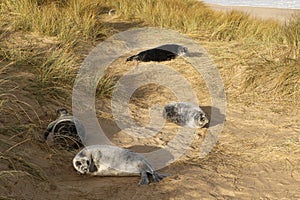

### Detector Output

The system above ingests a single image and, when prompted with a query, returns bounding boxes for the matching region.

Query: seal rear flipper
[138,171,150,185]
[152,172,168,182]
[126,55,138,61]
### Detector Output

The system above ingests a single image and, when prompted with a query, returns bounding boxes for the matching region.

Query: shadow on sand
[200,106,226,128]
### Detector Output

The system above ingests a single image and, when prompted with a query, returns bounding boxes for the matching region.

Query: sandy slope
[1,51,299,199]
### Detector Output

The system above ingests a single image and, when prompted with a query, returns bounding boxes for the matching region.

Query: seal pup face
[177,46,188,56]
[73,151,98,174]
[73,156,90,174]
[56,108,69,116]
[195,112,209,128]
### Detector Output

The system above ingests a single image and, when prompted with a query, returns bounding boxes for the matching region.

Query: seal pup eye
[75,161,82,166]
[200,115,206,121]
[86,160,90,165]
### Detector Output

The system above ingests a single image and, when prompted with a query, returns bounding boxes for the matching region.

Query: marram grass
[0,0,299,103]
[1,0,112,43]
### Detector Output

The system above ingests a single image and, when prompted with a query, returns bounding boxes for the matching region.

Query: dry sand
[207,3,300,23]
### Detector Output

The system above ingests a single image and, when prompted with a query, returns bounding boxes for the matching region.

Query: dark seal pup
[73,145,167,185]
[44,108,86,150]
[126,44,188,62]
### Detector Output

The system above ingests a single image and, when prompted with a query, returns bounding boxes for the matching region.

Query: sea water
[203,0,300,9]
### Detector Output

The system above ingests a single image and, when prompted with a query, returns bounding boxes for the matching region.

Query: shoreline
[206,3,300,23]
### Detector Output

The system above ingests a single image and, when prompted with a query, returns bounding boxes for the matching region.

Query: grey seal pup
[163,102,209,128]
[126,44,188,62]
[44,108,86,149]
[73,145,167,185]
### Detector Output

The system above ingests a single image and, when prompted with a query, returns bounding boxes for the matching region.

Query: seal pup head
[158,44,188,56]
[194,111,209,128]
[177,46,188,56]
[73,150,98,174]
[56,108,69,116]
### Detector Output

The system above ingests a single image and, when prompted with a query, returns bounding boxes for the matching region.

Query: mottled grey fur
[44,108,86,149]
[73,145,167,185]
[163,102,209,128]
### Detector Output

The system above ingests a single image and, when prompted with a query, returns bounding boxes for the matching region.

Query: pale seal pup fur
[73,145,167,185]
[126,44,188,62]
[163,102,209,128]
[44,108,86,149]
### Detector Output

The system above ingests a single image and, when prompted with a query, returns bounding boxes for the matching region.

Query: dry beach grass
[0,0,299,199]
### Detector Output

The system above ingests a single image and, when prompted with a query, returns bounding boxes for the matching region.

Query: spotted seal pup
[126,44,188,62]
[73,145,167,185]
[163,102,209,128]
[44,108,86,149]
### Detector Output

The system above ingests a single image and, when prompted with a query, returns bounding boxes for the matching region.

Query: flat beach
[207,3,300,23]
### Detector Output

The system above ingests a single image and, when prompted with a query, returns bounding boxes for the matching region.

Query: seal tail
[126,55,139,61]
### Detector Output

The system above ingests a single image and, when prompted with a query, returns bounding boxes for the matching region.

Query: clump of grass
[210,11,252,41]
[0,0,117,101]
[103,0,213,33]
[0,63,40,133]
[96,74,116,98]
[0,64,12,114]
[283,16,300,58]
[0,37,45,66]
[0,63,18,117]
[35,47,78,88]
[210,11,281,44]
[1,0,112,43]
[103,0,284,43]
[242,54,300,104]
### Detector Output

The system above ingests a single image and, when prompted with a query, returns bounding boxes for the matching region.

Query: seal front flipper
[138,171,150,185]
[88,156,98,173]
